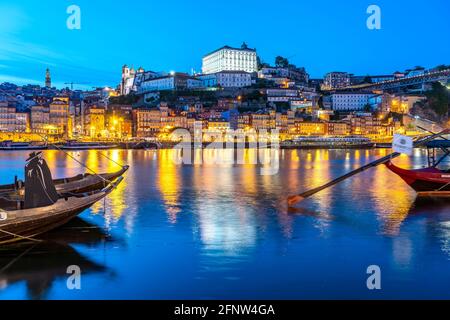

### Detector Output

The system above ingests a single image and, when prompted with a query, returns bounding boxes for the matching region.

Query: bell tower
[45,68,52,88]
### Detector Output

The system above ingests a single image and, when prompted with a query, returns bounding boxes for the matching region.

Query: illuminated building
[132,108,163,137]
[120,65,136,95]
[295,121,327,135]
[315,110,334,121]
[258,66,309,85]
[275,110,295,134]
[199,71,252,88]
[207,119,230,132]
[236,113,251,130]
[84,106,106,138]
[369,94,425,114]
[331,92,375,111]
[202,43,258,74]
[251,110,277,131]
[327,121,351,136]
[107,104,133,138]
[0,102,16,132]
[49,97,70,136]
[140,73,202,92]
[349,115,388,136]
[30,105,50,134]
[15,112,30,133]
[323,72,351,90]
[266,89,299,103]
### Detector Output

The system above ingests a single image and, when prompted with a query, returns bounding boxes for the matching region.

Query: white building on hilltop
[202,43,258,74]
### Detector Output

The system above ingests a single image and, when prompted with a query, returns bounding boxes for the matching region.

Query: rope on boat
[34,133,114,185]
[0,228,43,243]
[97,150,125,168]
[436,180,450,192]
[53,146,111,184]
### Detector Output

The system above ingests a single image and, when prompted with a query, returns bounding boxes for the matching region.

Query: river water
[0,148,449,299]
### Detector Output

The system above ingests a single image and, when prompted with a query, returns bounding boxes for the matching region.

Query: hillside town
[1,42,449,144]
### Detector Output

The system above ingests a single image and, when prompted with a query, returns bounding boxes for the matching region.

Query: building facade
[0,102,16,132]
[200,71,252,88]
[132,108,163,137]
[84,106,106,138]
[49,97,70,136]
[331,93,374,111]
[295,121,327,135]
[323,72,351,90]
[258,66,309,85]
[202,43,258,74]
[140,73,202,92]
[30,105,50,134]
[120,65,136,95]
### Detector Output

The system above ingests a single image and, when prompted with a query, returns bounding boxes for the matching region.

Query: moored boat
[0,152,124,244]
[0,164,129,196]
[0,141,48,151]
[281,136,375,149]
[385,139,450,197]
[59,140,118,150]
[386,162,450,194]
[0,180,122,244]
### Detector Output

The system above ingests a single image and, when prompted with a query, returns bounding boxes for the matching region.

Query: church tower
[45,68,52,88]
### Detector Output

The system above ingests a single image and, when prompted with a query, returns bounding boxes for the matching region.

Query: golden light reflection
[191,150,258,256]
[157,149,181,224]
[104,150,128,220]
[45,150,133,232]
[370,154,415,236]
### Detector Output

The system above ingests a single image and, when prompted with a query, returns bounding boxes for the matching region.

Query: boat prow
[385,161,450,195]
[0,177,123,245]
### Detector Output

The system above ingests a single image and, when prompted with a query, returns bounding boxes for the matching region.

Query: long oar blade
[288,129,450,207]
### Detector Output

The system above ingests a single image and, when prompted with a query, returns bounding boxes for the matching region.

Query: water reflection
[0,218,111,300]
[1,148,450,299]
[157,149,182,224]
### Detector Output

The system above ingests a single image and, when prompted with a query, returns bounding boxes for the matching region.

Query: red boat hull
[385,162,450,193]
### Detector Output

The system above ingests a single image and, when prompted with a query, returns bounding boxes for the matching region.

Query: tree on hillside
[435,64,450,71]
[257,56,270,70]
[275,56,289,68]
[363,75,373,84]
[425,82,449,118]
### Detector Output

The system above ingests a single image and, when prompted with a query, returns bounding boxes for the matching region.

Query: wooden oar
[287,129,450,207]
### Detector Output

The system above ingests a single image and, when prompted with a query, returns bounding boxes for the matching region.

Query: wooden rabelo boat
[0,152,124,244]
[386,139,450,197]
[287,129,450,206]
[0,162,128,196]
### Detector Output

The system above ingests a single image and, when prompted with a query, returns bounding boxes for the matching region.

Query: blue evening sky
[0,0,449,89]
